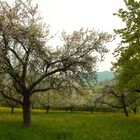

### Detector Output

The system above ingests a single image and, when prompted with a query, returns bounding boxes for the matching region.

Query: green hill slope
[97,71,114,81]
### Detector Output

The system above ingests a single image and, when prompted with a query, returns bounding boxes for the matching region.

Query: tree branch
[29,67,67,93]
[0,90,23,104]
[8,47,24,64]
[135,89,140,93]
[101,101,123,109]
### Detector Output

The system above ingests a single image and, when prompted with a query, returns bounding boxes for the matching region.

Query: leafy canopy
[0,0,112,96]
[113,0,140,91]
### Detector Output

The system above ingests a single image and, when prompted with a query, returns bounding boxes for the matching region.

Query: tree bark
[121,94,129,117]
[90,106,94,114]
[11,106,14,114]
[46,105,50,114]
[22,94,31,127]
[132,105,137,114]
[70,106,73,113]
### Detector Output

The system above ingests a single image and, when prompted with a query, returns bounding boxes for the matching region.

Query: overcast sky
[38,0,125,32]
[36,0,126,72]
[8,0,126,71]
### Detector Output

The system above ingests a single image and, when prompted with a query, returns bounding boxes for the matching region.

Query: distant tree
[33,78,84,113]
[101,79,140,116]
[101,80,129,116]
[6,100,18,113]
[126,90,140,114]
[0,76,22,113]
[112,0,140,92]
[0,0,111,127]
[33,92,56,114]
[85,85,106,114]
[0,85,22,113]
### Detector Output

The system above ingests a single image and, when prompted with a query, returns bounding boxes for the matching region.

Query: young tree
[0,0,112,127]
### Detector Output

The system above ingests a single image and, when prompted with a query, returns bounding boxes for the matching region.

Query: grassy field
[0,107,140,140]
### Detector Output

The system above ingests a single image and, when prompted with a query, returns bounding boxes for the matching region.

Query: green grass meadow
[0,107,140,140]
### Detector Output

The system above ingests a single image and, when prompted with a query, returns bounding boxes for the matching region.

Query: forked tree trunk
[22,94,31,127]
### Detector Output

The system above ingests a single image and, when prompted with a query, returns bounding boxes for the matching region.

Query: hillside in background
[97,71,114,81]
